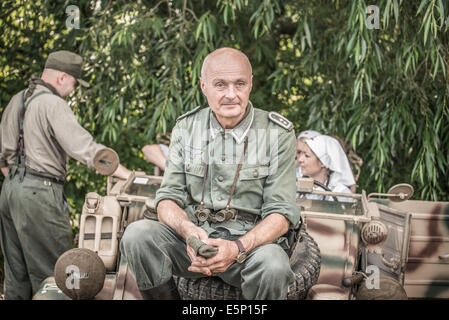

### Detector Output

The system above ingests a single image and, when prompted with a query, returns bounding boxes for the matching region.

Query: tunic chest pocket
[185,163,206,177]
[239,165,269,181]
[185,163,206,201]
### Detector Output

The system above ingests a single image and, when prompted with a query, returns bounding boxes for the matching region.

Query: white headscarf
[305,135,356,188]
[298,130,321,140]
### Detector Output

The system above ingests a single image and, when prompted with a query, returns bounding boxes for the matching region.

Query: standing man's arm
[47,100,136,177]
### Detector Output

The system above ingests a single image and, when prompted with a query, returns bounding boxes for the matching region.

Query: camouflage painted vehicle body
[388,200,449,298]
[299,178,449,299]
[33,173,449,300]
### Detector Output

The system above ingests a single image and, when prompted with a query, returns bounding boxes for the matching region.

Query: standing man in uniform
[0,50,133,299]
[120,47,301,300]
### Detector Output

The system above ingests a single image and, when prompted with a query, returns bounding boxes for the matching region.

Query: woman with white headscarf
[296,134,356,202]
[296,130,322,178]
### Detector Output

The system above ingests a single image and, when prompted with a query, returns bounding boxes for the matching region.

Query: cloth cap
[305,135,356,187]
[298,130,321,140]
[44,50,90,87]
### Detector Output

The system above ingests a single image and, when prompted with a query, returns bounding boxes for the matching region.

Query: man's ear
[199,77,206,94]
[56,72,66,85]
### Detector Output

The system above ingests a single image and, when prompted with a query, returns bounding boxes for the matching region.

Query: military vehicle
[31,171,449,300]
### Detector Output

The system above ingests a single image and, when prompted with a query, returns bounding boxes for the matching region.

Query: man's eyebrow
[212,78,247,82]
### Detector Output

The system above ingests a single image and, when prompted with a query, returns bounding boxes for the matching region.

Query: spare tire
[175,228,320,300]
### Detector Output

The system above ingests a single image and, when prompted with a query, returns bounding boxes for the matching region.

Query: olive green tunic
[155,101,301,236]
[121,102,300,299]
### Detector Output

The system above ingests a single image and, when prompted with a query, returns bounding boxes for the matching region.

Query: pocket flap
[239,165,269,181]
[185,163,206,177]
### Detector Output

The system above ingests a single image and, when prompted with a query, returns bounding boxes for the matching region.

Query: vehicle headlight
[361,220,388,246]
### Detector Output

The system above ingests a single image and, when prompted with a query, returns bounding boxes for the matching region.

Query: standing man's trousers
[0,173,72,299]
[120,219,295,299]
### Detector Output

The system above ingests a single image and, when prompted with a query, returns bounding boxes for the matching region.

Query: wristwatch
[234,239,248,263]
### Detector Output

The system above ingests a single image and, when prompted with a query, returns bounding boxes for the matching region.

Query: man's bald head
[199,47,253,129]
[200,47,253,81]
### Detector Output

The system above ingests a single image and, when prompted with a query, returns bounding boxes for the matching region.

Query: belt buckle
[238,211,258,224]
[44,180,52,186]
[231,210,245,223]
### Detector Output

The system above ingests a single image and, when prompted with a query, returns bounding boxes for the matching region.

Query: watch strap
[235,239,246,254]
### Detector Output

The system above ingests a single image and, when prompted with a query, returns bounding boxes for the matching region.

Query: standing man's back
[0,50,131,299]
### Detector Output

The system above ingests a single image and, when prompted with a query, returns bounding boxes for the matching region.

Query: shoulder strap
[268,112,294,131]
[19,91,50,130]
[176,106,201,122]
[15,90,52,168]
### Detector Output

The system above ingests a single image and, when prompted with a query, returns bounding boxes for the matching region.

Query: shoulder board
[268,112,293,131]
[176,106,201,122]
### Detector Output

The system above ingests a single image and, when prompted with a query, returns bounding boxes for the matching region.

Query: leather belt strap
[233,210,259,224]
[25,170,65,185]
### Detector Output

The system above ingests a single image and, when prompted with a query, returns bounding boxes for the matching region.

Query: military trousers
[0,173,72,299]
[120,219,295,300]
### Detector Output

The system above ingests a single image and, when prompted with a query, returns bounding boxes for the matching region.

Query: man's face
[200,52,252,123]
[59,73,76,98]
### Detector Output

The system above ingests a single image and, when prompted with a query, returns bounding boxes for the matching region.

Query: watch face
[236,252,248,263]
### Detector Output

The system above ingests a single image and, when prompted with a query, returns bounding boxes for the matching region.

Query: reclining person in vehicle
[296,134,356,202]
[120,47,301,300]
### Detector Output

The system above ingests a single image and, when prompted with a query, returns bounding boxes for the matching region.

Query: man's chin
[219,104,243,117]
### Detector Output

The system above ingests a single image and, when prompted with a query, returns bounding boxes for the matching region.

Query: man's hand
[1,167,9,177]
[188,238,239,275]
[184,225,213,275]
[156,200,214,276]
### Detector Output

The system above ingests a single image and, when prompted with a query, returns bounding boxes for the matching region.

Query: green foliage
[0,0,448,234]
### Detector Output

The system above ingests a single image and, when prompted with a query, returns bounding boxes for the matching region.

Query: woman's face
[296,139,325,177]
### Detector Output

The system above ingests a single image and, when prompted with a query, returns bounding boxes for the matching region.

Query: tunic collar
[209,101,254,145]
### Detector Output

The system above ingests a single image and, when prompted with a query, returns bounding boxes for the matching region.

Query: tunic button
[253,169,259,178]
[221,156,226,162]
[218,196,223,201]
[186,164,191,172]
[218,176,224,182]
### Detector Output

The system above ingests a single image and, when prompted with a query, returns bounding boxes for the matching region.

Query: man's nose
[225,85,237,99]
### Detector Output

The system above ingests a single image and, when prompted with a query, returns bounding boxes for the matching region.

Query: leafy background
[1,0,448,291]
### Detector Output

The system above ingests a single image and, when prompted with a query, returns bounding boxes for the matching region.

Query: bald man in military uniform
[121,47,301,300]
[0,51,132,299]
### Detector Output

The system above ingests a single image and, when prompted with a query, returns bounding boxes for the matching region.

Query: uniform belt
[232,210,259,224]
[194,207,260,224]
[25,171,65,185]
